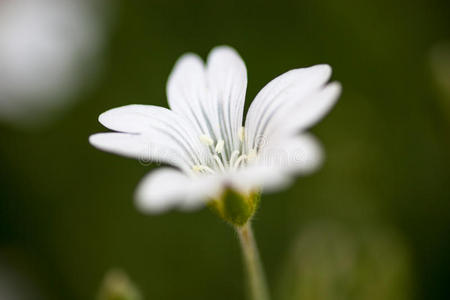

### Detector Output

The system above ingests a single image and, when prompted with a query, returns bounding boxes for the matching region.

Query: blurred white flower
[90,46,341,213]
[0,0,110,127]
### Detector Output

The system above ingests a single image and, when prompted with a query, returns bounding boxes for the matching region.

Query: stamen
[239,126,245,142]
[233,154,247,169]
[193,132,254,174]
[247,149,257,162]
[199,134,214,146]
[229,150,240,167]
[192,164,215,174]
[215,139,224,154]
[213,155,226,172]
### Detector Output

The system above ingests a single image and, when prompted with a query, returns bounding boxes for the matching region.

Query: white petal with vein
[89,132,191,172]
[245,65,332,150]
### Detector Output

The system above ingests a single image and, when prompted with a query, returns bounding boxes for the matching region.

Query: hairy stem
[236,223,270,300]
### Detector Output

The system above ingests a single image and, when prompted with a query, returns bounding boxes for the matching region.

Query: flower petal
[89,132,192,172]
[206,46,247,153]
[259,134,324,175]
[264,82,341,140]
[167,46,247,160]
[225,165,291,195]
[166,53,214,137]
[244,65,333,150]
[97,104,207,168]
[135,168,222,213]
[226,134,323,195]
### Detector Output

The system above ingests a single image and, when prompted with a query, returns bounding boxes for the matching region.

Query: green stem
[236,223,271,300]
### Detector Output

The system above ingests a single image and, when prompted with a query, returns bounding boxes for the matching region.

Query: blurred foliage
[430,41,450,123]
[97,269,142,300]
[277,222,412,300]
[0,246,56,300]
[0,0,449,299]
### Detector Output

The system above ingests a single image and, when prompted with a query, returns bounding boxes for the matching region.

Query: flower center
[192,127,257,174]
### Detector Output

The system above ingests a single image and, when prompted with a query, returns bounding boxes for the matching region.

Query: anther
[199,134,214,146]
[233,154,247,169]
[229,150,240,167]
[213,155,226,172]
[192,165,215,174]
[192,165,204,172]
[215,139,224,153]
[247,149,257,161]
[239,127,245,142]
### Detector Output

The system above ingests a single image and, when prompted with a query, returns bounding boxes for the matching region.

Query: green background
[1,0,449,299]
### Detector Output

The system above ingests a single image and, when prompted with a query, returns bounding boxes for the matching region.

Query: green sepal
[208,188,260,227]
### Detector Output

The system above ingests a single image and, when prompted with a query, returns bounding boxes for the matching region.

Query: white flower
[0,0,110,126]
[90,46,341,214]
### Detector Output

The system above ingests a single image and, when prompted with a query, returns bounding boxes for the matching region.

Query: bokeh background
[1,0,450,299]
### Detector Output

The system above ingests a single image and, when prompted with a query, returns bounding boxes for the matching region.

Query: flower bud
[97,269,142,300]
